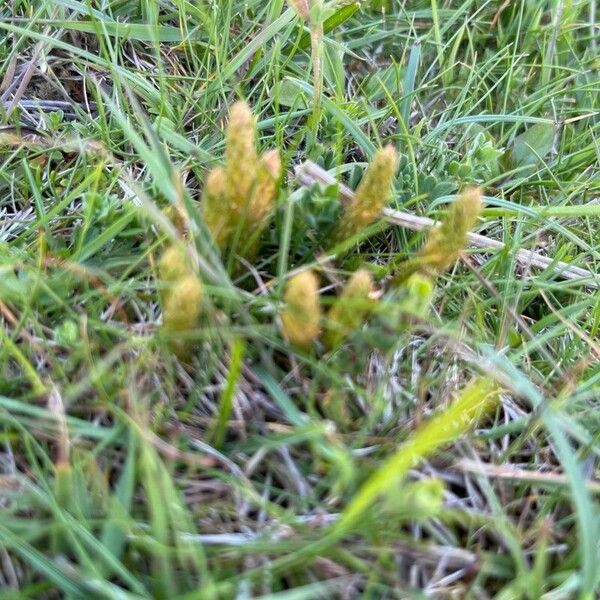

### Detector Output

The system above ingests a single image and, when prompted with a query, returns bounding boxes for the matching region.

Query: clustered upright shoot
[324,269,375,349]
[158,245,203,358]
[333,144,398,243]
[394,187,483,287]
[202,101,282,254]
[417,187,482,275]
[280,270,322,348]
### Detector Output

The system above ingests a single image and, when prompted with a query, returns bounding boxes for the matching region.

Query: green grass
[1,0,599,598]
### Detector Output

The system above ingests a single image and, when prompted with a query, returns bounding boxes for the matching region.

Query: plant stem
[308,21,323,144]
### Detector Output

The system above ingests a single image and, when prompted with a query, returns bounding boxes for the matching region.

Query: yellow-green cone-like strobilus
[158,244,203,359]
[162,274,203,359]
[334,145,398,243]
[393,187,482,287]
[202,102,281,251]
[225,101,258,213]
[418,186,482,274]
[202,166,231,248]
[247,149,282,229]
[280,270,321,348]
[324,269,375,349]
[158,245,191,286]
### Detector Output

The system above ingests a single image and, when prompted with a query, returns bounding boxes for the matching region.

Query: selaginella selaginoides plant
[418,187,482,274]
[279,268,380,352]
[324,268,375,349]
[224,100,258,210]
[200,167,229,247]
[202,101,282,252]
[247,149,282,229]
[180,100,481,358]
[333,144,398,243]
[158,245,203,358]
[280,270,322,348]
[394,187,482,286]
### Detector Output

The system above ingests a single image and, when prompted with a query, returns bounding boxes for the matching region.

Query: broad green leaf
[507,122,556,168]
[298,2,361,50]
[272,79,309,108]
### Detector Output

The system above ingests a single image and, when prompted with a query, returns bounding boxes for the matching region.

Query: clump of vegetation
[170,103,478,362]
[1,1,598,598]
